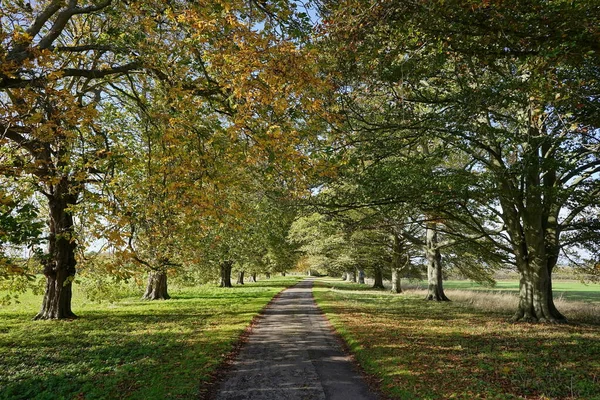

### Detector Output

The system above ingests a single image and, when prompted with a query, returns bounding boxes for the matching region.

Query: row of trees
[1,0,599,323]
[310,0,600,322]
[0,0,323,318]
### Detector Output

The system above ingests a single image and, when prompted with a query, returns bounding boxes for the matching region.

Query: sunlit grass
[314,277,600,400]
[0,276,302,400]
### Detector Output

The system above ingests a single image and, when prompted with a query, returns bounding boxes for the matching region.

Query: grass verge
[0,276,302,400]
[313,278,600,400]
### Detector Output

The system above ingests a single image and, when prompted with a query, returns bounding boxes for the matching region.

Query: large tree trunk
[498,122,565,323]
[34,181,78,320]
[391,267,402,293]
[357,269,365,284]
[142,270,170,300]
[510,219,565,323]
[236,270,245,285]
[372,266,385,289]
[220,261,233,287]
[425,222,449,301]
[512,264,565,323]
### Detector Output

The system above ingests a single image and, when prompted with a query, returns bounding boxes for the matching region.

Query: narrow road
[213,278,379,400]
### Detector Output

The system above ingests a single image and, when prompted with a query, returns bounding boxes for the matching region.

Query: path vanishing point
[213,278,379,400]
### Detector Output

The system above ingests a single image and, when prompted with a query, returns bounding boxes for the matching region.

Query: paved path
[213,278,378,400]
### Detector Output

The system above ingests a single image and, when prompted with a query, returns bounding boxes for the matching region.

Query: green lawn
[0,276,301,400]
[313,278,600,400]
[407,279,600,303]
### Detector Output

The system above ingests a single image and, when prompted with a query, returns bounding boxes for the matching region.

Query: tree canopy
[0,0,598,322]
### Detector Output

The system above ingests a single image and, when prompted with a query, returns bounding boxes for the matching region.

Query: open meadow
[313,277,600,400]
[0,277,301,400]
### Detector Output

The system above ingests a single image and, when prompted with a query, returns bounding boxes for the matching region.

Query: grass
[313,278,600,400]
[0,276,302,400]
[408,280,600,304]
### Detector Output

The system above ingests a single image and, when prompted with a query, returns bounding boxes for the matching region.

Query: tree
[323,0,600,321]
[0,0,150,319]
[1,0,327,317]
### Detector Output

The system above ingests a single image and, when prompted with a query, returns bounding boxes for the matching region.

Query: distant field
[405,279,600,303]
[313,278,600,400]
[0,276,301,400]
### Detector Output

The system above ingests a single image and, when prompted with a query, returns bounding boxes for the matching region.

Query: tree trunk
[357,269,365,284]
[425,222,449,301]
[34,182,78,320]
[372,266,385,289]
[307,270,312,276]
[346,270,355,282]
[281,272,286,276]
[142,270,170,300]
[512,264,566,323]
[391,232,404,293]
[265,272,271,279]
[251,272,257,282]
[391,267,402,293]
[341,272,347,280]
[236,270,245,285]
[220,261,233,287]
[498,122,565,323]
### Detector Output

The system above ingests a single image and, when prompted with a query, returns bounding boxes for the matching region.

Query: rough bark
[142,270,170,300]
[372,266,385,289]
[236,270,245,285]
[220,261,233,287]
[425,222,449,301]
[357,269,365,284]
[34,180,78,320]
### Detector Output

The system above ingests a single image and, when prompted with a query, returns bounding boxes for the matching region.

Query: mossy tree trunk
[34,179,78,320]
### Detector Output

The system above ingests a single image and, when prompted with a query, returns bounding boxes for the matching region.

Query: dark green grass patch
[0,276,302,400]
[313,278,600,400]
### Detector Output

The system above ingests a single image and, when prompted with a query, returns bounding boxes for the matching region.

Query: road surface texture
[213,278,379,400]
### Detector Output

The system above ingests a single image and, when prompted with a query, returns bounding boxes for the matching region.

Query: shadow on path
[212,278,379,400]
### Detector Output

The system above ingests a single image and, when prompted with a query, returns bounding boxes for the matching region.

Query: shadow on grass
[0,282,292,400]
[313,282,600,400]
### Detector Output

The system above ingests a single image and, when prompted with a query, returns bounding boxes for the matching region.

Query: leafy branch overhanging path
[212,278,378,400]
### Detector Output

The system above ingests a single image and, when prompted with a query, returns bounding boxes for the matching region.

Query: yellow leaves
[11,30,32,44]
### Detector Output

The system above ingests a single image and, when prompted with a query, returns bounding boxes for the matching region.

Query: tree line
[1,0,598,323]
